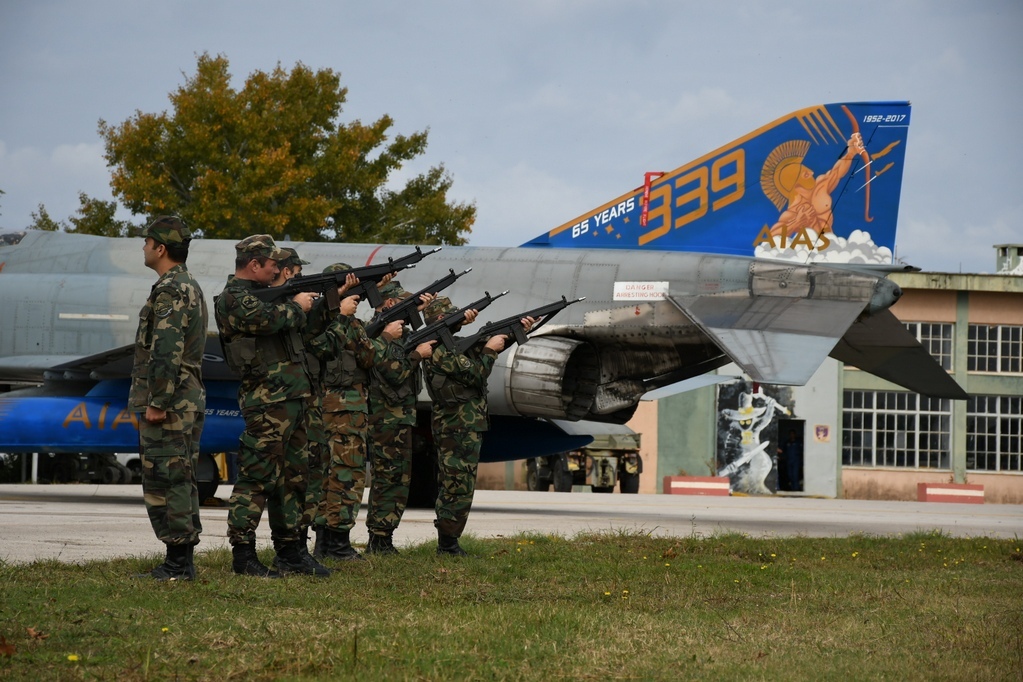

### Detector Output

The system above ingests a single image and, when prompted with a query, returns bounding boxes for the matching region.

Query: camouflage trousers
[316,411,367,531]
[299,397,327,532]
[227,399,310,546]
[433,427,482,538]
[138,410,204,546]
[366,422,412,535]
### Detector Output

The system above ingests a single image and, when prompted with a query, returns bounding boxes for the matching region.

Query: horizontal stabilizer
[671,294,866,385]
[830,310,967,399]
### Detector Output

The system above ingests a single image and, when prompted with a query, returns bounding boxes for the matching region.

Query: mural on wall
[716,381,795,494]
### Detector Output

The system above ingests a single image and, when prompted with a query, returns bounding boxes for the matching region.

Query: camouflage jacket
[129,264,208,413]
[423,343,498,433]
[306,314,393,415]
[213,275,310,409]
[298,297,334,393]
[368,334,428,428]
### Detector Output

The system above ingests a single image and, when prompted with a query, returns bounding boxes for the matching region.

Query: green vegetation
[31,53,475,245]
[1,532,1020,680]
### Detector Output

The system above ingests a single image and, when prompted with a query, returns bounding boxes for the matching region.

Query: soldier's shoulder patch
[241,295,262,310]
[457,355,472,369]
[153,290,178,318]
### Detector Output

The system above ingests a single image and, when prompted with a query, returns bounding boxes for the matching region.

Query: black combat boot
[312,525,327,559]
[144,543,195,581]
[437,533,468,557]
[274,540,332,577]
[366,531,399,556]
[273,527,314,569]
[322,527,365,562]
[232,544,280,578]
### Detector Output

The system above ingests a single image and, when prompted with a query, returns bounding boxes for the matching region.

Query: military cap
[235,234,288,261]
[423,295,456,324]
[323,262,353,274]
[379,280,411,300]
[141,215,191,245]
[278,247,310,270]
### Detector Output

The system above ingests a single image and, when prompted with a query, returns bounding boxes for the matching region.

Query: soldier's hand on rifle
[414,339,437,359]
[293,291,316,312]
[484,334,508,352]
[383,320,404,339]
[338,272,359,296]
[417,292,436,311]
[464,309,479,325]
[377,273,395,289]
[340,294,361,316]
[521,316,537,333]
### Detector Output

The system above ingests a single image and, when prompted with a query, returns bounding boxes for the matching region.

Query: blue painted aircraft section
[0,380,242,455]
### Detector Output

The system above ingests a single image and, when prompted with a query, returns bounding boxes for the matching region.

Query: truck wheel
[526,459,551,491]
[551,454,573,493]
[619,471,640,494]
[102,465,122,484]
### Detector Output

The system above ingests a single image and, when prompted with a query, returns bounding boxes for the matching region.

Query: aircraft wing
[668,291,867,386]
[830,309,967,399]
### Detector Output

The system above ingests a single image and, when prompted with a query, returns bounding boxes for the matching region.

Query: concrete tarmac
[1,483,1021,564]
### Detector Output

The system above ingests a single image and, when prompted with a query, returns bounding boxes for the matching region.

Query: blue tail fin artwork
[523,101,910,265]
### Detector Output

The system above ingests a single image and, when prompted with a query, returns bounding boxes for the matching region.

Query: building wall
[843,468,1023,504]
[656,384,718,479]
[790,360,842,497]
[628,400,660,494]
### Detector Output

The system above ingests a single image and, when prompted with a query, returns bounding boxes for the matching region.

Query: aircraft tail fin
[524,101,911,267]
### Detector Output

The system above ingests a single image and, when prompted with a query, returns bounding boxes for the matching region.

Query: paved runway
[1,483,1020,564]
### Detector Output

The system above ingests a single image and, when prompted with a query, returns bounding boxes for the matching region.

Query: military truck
[526,422,642,493]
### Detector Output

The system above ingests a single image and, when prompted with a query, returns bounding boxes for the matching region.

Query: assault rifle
[454,296,585,354]
[403,290,509,353]
[251,246,441,309]
[365,267,473,338]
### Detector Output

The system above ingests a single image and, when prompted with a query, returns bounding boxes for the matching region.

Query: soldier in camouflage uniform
[364,282,437,555]
[214,235,333,578]
[306,263,403,562]
[422,298,533,556]
[129,216,207,581]
[269,249,330,557]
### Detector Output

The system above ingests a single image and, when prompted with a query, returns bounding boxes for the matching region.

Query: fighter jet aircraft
[0,101,965,496]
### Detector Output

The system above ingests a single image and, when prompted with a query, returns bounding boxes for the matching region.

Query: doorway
[776,419,805,492]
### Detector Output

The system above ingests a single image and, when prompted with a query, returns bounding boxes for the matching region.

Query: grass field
[1,531,1020,681]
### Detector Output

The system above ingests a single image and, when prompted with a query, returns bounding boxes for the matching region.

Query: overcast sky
[1,0,1020,273]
